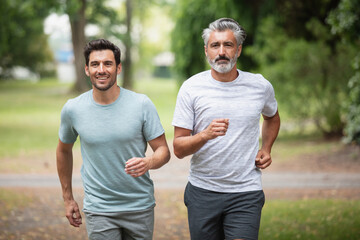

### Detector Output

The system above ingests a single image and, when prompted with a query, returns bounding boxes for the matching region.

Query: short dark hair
[83,39,121,66]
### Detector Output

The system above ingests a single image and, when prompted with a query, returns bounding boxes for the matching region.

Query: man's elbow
[164,148,171,163]
[173,145,186,159]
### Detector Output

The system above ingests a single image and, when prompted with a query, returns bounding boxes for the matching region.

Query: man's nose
[219,45,226,55]
[99,63,105,72]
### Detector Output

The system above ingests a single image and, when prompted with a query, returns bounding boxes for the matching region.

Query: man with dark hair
[173,18,280,240]
[57,38,170,239]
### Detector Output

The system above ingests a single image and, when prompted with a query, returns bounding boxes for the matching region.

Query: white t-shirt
[172,70,278,193]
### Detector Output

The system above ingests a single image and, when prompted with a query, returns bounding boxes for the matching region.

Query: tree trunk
[69,0,89,92]
[122,0,133,89]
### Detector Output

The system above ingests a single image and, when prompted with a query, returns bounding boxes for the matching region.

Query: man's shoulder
[121,87,149,103]
[240,70,265,80]
[181,70,211,87]
[240,70,272,87]
[64,90,92,108]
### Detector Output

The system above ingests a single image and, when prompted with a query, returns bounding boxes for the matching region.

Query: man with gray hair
[172,18,280,240]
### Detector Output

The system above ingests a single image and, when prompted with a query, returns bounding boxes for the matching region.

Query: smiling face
[205,30,242,74]
[85,50,121,91]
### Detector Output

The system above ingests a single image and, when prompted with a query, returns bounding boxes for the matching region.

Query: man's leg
[184,182,225,240]
[121,207,154,240]
[84,212,121,240]
[223,190,265,240]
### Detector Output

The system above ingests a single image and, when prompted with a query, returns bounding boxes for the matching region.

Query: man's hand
[255,149,272,169]
[64,199,82,227]
[125,157,152,177]
[200,118,229,140]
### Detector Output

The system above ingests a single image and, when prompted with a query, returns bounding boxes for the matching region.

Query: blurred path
[1,173,360,189]
[1,155,360,189]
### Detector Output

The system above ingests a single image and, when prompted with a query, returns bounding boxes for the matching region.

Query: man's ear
[204,45,208,57]
[117,63,122,74]
[85,65,90,76]
[237,45,242,58]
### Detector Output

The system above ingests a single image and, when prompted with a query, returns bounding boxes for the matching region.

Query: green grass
[0,80,76,158]
[133,78,178,139]
[271,138,343,163]
[0,78,177,159]
[260,199,360,239]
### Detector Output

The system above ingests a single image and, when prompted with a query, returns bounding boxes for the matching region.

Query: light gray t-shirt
[59,87,164,212]
[172,70,278,193]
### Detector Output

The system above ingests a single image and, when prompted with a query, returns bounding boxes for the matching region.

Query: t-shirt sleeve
[142,96,164,141]
[172,84,194,131]
[262,82,278,117]
[58,101,78,144]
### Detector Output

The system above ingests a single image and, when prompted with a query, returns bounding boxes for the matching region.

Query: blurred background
[0,0,360,239]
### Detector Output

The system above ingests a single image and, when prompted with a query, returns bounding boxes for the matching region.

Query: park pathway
[1,156,359,189]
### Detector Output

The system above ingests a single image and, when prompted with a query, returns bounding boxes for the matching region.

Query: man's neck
[92,85,120,105]
[210,67,239,82]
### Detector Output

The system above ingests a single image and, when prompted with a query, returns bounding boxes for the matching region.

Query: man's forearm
[261,111,280,153]
[173,132,208,159]
[149,145,170,169]
[56,143,75,201]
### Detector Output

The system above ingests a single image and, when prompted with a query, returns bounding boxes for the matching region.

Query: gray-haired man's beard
[207,55,238,74]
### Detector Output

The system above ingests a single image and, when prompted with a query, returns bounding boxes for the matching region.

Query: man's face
[85,50,121,91]
[205,30,242,73]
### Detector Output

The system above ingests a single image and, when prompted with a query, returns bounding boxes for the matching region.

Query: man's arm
[173,118,229,159]
[56,139,82,227]
[125,134,170,177]
[255,110,280,169]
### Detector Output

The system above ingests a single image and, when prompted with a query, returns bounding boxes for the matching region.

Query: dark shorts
[184,182,265,240]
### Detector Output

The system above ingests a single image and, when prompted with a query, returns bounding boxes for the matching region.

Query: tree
[63,0,88,92]
[61,0,151,91]
[88,0,162,89]
[0,0,57,79]
[123,0,133,89]
[327,0,360,144]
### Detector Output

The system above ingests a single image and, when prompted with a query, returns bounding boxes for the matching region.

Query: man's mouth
[215,57,230,63]
[96,75,109,80]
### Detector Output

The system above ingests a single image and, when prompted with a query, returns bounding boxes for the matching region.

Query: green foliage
[260,199,360,239]
[273,0,341,40]
[249,16,354,136]
[327,0,360,144]
[327,0,360,39]
[343,56,360,144]
[0,0,58,78]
